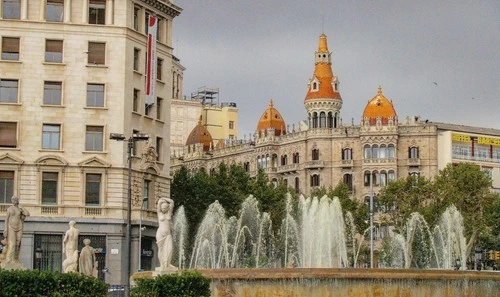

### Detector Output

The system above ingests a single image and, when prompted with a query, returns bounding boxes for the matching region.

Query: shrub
[132,270,211,297]
[0,269,107,297]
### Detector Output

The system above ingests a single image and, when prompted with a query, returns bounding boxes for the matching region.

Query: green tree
[431,163,498,254]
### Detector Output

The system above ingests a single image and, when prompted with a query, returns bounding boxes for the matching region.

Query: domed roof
[185,117,214,151]
[305,34,342,101]
[362,86,397,125]
[256,100,286,136]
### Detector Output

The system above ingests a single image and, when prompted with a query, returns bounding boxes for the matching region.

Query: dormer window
[312,82,318,91]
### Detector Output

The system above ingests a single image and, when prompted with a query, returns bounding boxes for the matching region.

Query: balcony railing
[277,163,300,173]
[41,206,59,215]
[341,160,353,167]
[452,153,500,164]
[407,158,420,166]
[84,207,103,216]
[304,160,325,169]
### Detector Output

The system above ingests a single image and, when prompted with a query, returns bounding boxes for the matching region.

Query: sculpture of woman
[62,221,79,273]
[79,238,96,277]
[156,197,176,270]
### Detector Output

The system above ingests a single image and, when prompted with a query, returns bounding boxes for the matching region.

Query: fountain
[140,194,499,296]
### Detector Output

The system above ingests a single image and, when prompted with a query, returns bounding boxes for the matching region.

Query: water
[170,194,468,269]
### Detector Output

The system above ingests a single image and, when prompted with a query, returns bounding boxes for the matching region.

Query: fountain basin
[198,268,499,297]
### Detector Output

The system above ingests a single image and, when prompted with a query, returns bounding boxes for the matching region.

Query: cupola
[186,116,214,151]
[256,100,286,136]
[362,86,398,126]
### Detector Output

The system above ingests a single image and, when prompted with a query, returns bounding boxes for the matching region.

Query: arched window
[244,162,250,172]
[272,178,278,188]
[364,144,371,159]
[312,112,318,128]
[319,112,326,128]
[272,154,278,168]
[310,174,320,187]
[364,171,371,186]
[293,152,300,164]
[312,82,317,90]
[327,112,334,128]
[380,171,387,186]
[257,156,262,168]
[295,177,300,193]
[342,148,352,160]
[388,170,396,181]
[388,144,395,158]
[409,147,419,159]
[343,174,353,191]
[283,179,288,187]
[373,170,380,186]
[379,144,387,159]
[372,144,379,159]
[265,154,270,168]
[281,155,288,166]
[312,149,320,160]
[210,168,216,176]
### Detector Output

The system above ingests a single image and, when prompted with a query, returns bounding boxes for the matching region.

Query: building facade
[171,86,239,155]
[0,0,181,286]
[172,33,500,215]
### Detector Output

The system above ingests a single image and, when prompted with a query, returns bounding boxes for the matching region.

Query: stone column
[105,0,113,25]
[64,0,71,22]
[21,0,28,20]
[82,0,88,23]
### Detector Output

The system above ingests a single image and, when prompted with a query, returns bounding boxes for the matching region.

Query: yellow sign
[452,133,500,146]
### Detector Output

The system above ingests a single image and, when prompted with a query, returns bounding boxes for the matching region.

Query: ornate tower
[304,34,342,128]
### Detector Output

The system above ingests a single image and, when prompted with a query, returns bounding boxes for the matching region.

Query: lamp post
[475,246,483,271]
[138,197,148,272]
[110,133,149,296]
[369,171,374,269]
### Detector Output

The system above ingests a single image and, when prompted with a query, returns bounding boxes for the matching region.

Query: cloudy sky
[173,0,500,137]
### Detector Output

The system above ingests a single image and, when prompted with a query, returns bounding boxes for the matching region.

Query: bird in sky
[433,82,438,86]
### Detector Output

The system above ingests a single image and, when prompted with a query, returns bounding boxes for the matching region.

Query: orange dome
[186,117,214,151]
[362,86,397,125]
[256,100,286,136]
[305,34,342,101]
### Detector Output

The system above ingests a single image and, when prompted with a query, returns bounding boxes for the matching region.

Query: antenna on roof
[322,15,325,34]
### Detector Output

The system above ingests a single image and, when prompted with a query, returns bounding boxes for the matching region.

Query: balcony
[277,163,300,174]
[407,158,420,166]
[341,160,353,167]
[452,153,500,164]
[304,160,325,169]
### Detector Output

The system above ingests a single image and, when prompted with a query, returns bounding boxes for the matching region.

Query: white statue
[156,197,176,270]
[1,196,30,269]
[79,238,97,277]
[62,220,79,273]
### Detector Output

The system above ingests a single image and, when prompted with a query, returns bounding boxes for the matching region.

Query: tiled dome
[362,86,397,125]
[256,100,286,136]
[186,117,214,151]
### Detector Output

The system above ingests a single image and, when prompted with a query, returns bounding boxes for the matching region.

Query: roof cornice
[139,0,182,18]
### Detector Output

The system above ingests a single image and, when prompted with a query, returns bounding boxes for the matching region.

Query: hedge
[132,270,211,297]
[0,269,107,297]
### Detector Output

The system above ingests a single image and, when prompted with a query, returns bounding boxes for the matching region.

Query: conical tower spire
[304,34,342,128]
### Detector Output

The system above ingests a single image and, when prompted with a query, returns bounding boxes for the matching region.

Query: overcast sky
[173,0,500,137]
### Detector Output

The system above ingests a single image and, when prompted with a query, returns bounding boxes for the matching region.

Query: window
[409,147,419,159]
[388,170,396,182]
[85,173,101,205]
[295,177,300,194]
[293,152,300,164]
[319,112,326,128]
[143,179,151,209]
[2,0,20,19]
[281,155,287,166]
[311,174,320,187]
[0,79,18,103]
[88,42,105,65]
[86,83,104,107]
[42,124,60,150]
[0,171,14,203]
[372,144,379,159]
[379,145,387,159]
[43,81,62,105]
[156,18,162,41]
[156,137,162,161]
[133,6,140,31]
[41,172,58,204]
[88,0,106,25]
[1,37,19,61]
[380,171,387,186]
[388,144,395,158]
[343,174,353,191]
[157,58,163,81]
[244,162,250,172]
[364,171,371,186]
[133,48,140,71]
[45,39,63,63]
[85,126,103,151]
[229,121,234,130]
[145,103,152,116]
[144,11,150,35]
[342,148,352,160]
[364,144,371,159]
[312,149,320,160]
[156,97,163,120]
[0,122,17,147]
[132,129,139,156]
[133,89,139,112]
[33,234,63,272]
[46,0,63,22]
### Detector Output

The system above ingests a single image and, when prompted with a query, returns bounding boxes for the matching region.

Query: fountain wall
[201,268,500,297]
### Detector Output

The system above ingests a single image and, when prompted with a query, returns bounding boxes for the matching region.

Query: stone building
[0,0,181,286]
[171,34,500,238]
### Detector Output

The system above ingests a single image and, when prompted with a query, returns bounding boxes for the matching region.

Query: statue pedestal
[152,266,179,277]
[1,261,25,270]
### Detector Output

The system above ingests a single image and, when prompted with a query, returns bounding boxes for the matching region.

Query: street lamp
[35,247,43,270]
[110,132,149,296]
[475,246,483,271]
[138,197,148,272]
[369,171,374,269]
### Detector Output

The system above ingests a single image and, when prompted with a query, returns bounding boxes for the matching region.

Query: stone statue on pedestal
[1,196,30,270]
[79,238,97,277]
[155,197,177,272]
[62,221,79,273]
